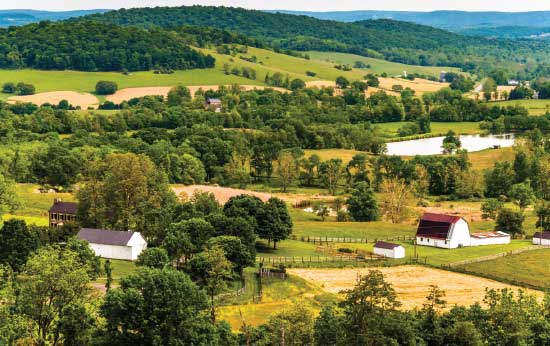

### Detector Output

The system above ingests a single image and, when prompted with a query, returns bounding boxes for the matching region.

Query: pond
[385,133,515,156]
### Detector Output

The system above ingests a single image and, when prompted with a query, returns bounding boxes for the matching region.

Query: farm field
[306,51,461,77]
[376,77,449,95]
[457,249,550,289]
[288,265,542,310]
[0,68,261,100]
[8,91,99,109]
[218,270,335,329]
[492,99,550,116]
[377,121,483,137]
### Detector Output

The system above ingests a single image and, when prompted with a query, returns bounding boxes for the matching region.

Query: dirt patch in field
[372,77,448,95]
[418,206,484,222]
[8,91,99,109]
[107,85,288,104]
[288,266,540,309]
[306,80,337,88]
[171,185,272,205]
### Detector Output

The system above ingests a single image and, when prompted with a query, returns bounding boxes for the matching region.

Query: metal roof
[374,241,401,250]
[534,232,550,240]
[77,228,135,246]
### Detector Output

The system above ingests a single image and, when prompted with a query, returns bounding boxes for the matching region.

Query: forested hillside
[81,6,550,75]
[0,21,215,71]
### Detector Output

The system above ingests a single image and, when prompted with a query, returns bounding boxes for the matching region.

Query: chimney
[54,198,62,204]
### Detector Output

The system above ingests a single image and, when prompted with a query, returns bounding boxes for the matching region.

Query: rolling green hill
[81,5,550,76]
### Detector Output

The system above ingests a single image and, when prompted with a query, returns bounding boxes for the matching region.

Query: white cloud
[1,0,549,12]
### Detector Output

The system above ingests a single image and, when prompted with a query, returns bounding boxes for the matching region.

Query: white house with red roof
[416,213,510,249]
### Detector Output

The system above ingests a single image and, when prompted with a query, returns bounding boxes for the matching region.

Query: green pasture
[306,51,460,77]
[492,99,550,116]
[457,249,550,289]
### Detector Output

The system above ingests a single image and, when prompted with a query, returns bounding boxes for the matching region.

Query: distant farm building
[205,98,222,112]
[439,71,447,82]
[77,228,147,261]
[533,232,550,246]
[508,80,520,86]
[48,199,78,228]
[373,241,405,259]
[416,213,510,249]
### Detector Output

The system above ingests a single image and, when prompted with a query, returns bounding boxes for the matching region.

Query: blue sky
[2,1,550,12]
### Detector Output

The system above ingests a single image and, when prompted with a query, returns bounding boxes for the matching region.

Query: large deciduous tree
[77,153,177,245]
[347,182,379,222]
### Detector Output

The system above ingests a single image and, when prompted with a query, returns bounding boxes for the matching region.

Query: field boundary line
[446,245,547,268]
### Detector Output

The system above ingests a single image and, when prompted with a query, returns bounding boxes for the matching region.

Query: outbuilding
[533,232,550,246]
[373,241,405,259]
[76,228,147,261]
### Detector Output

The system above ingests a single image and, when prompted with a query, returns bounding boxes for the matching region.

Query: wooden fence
[445,245,546,268]
[257,254,381,264]
[291,235,415,245]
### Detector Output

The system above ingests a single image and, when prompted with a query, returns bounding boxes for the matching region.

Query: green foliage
[347,182,379,222]
[95,80,118,95]
[495,208,525,237]
[335,76,349,89]
[136,247,170,269]
[0,219,40,271]
[0,20,215,71]
[83,6,550,75]
[102,267,220,345]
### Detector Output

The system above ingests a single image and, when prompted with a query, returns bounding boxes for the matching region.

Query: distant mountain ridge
[0,9,108,27]
[267,10,550,31]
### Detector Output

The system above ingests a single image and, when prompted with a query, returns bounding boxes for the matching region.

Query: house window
[420,237,424,241]
[445,240,448,244]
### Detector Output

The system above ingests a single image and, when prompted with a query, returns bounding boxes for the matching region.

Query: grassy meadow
[492,99,550,116]
[306,51,460,77]
[457,249,550,289]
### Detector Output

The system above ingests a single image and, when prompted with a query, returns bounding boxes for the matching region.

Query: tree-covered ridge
[81,5,550,75]
[0,20,215,71]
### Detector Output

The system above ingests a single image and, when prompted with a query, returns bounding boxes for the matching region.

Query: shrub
[2,82,16,94]
[95,81,118,95]
[306,71,317,77]
[16,82,35,95]
[338,247,354,253]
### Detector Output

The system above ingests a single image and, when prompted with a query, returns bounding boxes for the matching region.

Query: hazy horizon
[1,1,549,12]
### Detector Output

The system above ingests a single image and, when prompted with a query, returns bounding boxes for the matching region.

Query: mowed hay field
[106,84,289,104]
[458,249,550,289]
[8,91,99,109]
[376,77,449,95]
[288,266,543,309]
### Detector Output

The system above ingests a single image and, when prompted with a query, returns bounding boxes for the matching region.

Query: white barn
[416,213,510,249]
[533,232,550,246]
[373,241,405,259]
[77,228,147,261]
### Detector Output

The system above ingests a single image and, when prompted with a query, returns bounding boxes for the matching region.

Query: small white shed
[77,228,147,261]
[373,241,405,259]
[533,232,550,246]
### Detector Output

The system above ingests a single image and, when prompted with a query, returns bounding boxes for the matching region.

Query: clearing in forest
[171,185,272,204]
[288,266,541,309]
[375,77,449,95]
[8,91,99,109]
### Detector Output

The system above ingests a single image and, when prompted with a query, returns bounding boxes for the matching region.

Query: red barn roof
[416,213,464,240]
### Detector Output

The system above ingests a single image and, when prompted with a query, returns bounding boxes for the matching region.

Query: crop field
[457,249,550,289]
[288,265,542,310]
[306,51,460,77]
[8,91,99,109]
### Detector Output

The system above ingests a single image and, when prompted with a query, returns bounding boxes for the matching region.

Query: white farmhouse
[533,232,550,246]
[373,241,405,259]
[77,228,147,261]
[415,213,510,249]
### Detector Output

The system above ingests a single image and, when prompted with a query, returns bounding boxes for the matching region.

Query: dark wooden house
[48,198,78,228]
